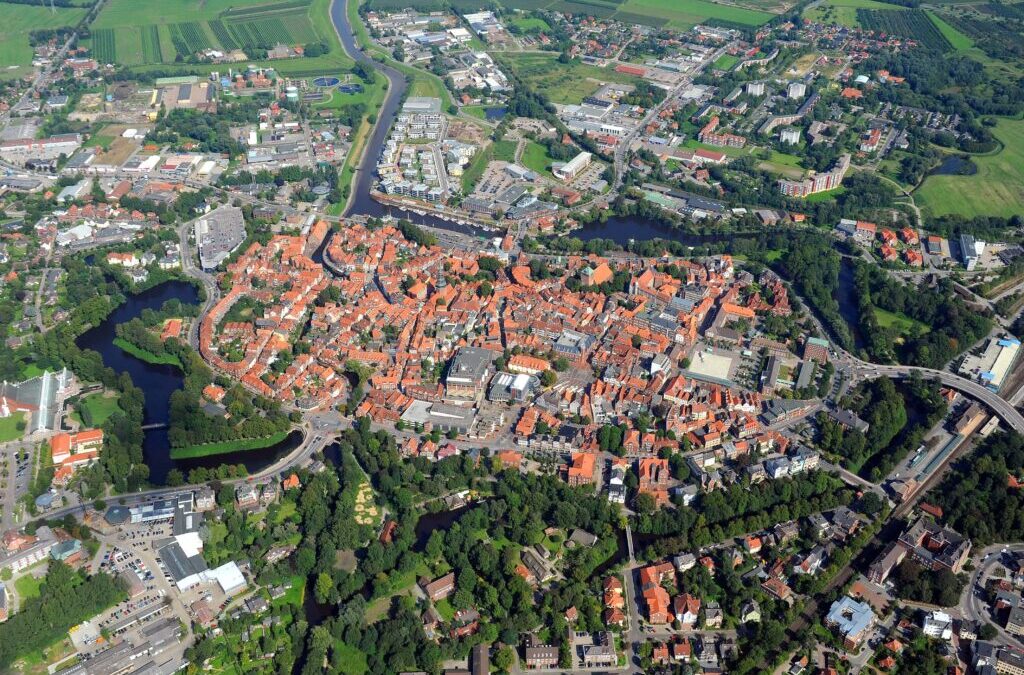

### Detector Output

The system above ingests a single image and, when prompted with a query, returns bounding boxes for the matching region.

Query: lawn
[619,0,774,28]
[925,10,973,51]
[521,140,556,176]
[0,412,26,442]
[874,307,927,336]
[20,363,45,379]
[14,571,44,603]
[461,142,493,192]
[0,5,88,80]
[75,393,121,427]
[804,0,902,26]
[503,52,644,104]
[169,430,291,459]
[493,140,518,163]
[331,642,368,675]
[915,117,1024,219]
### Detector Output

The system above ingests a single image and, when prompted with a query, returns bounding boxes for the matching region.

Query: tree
[540,370,557,387]
[493,645,514,672]
[635,492,657,514]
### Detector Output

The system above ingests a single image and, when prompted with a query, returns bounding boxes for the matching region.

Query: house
[740,600,761,623]
[674,553,697,573]
[674,593,701,627]
[704,601,723,628]
[51,429,103,467]
[565,452,598,486]
[421,572,456,602]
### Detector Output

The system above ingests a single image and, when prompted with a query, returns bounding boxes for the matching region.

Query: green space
[14,573,44,604]
[915,118,1024,218]
[874,307,928,336]
[804,0,902,27]
[20,364,45,379]
[330,642,368,675]
[312,74,387,110]
[520,140,556,177]
[461,141,493,192]
[0,412,26,443]
[712,54,739,70]
[503,52,645,104]
[462,105,488,120]
[74,393,122,428]
[493,139,518,162]
[0,4,88,80]
[926,10,973,51]
[617,0,774,28]
[169,430,291,459]
[508,16,550,31]
[113,337,184,368]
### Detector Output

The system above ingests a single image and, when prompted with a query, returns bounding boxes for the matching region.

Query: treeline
[853,261,992,368]
[891,558,965,606]
[634,470,854,557]
[933,431,1024,545]
[0,562,126,669]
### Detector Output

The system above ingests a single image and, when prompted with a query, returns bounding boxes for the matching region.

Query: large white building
[959,336,1021,392]
[553,151,592,181]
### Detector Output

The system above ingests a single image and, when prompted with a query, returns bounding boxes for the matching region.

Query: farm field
[0,4,88,80]
[915,117,1024,219]
[89,0,350,75]
[494,0,775,29]
[503,52,644,104]
[855,8,954,51]
[804,0,902,27]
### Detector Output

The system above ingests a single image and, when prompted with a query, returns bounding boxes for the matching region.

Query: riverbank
[169,430,293,460]
[112,337,183,369]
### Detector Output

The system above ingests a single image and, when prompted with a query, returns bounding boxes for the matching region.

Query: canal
[76,280,304,483]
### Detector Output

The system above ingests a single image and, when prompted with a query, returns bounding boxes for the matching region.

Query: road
[960,544,1024,647]
[178,212,221,349]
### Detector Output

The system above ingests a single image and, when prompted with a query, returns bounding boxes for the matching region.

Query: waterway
[75,280,304,483]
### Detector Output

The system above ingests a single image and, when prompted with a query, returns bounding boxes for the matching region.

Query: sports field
[0,4,88,80]
[915,118,1024,219]
[88,0,351,75]
[503,52,645,104]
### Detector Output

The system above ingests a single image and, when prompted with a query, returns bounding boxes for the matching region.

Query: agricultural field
[855,9,954,51]
[89,0,348,74]
[0,4,88,80]
[925,10,973,51]
[804,0,902,27]
[915,117,1024,219]
[503,52,644,104]
[494,0,775,29]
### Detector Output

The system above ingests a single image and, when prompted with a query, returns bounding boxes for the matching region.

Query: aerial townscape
[1,0,1024,673]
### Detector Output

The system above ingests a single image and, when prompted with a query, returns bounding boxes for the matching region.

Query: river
[75,280,304,483]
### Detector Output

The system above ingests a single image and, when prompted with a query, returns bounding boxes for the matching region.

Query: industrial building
[959,336,1021,392]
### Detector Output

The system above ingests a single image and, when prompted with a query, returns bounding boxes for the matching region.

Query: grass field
[925,10,973,51]
[503,52,644,104]
[915,117,1024,219]
[804,0,902,27]
[508,16,550,31]
[875,307,927,336]
[169,430,291,459]
[113,337,184,368]
[15,572,44,604]
[330,642,368,674]
[521,140,556,176]
[613,0,773,28]
[0,412,26,443]
[493,139,518,162]
[75,393,121,427]
[0,5,88,80]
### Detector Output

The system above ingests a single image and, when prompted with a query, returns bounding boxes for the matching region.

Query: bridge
[141,423,167,431]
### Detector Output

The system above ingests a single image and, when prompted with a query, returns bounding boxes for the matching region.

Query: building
[421,572,455,602]
[566,452,598,486]
[825,596,876,649]
[959,337,1021,393]
[553,151,592,181]
[445,347,494,402]
[0,526,57,572]
[523,634,558,669]
[787,82,807,99]
[780,128,801,145]
[779,154,851,198]
[51,429,104,467]
[195,206,247,271]
[923,610,953,640]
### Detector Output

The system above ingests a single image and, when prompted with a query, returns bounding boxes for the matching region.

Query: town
[0,0,1022,672]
